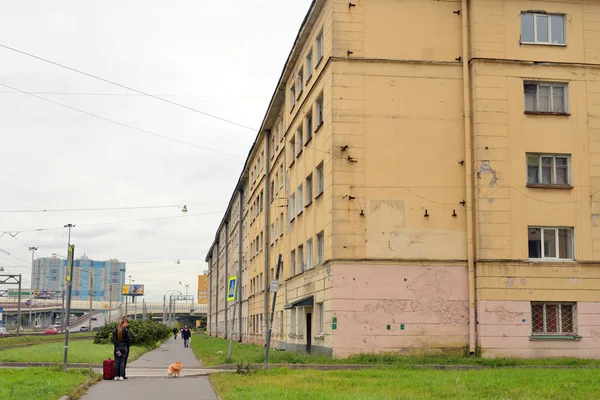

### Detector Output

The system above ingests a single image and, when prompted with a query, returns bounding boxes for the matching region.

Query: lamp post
[163,290,180,325]
[132,279,136,320]
[28,246,38,328]
[62,223,75,372]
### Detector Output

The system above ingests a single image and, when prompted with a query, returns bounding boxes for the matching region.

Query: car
[44,327,58,335]
[79,326,89,332]
[91,316,97,321]
[0,327,8,335]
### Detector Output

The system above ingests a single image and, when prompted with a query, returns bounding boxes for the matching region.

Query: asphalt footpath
[81,335,222,400]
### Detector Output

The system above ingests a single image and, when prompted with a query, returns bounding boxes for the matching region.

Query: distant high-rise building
[33,255,126,302]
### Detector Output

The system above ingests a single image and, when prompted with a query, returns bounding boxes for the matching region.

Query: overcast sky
[0,0,312,301]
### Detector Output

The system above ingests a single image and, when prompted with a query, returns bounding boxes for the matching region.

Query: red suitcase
[103,358,115,380]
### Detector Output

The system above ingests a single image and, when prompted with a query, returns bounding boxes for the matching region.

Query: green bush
[94,320,171,347]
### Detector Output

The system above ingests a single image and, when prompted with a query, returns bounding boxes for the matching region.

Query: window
[317,231,324,265]
[280,212,284,236]
[289,136,296,163]
[316,162,324,196]
[260,191,264,212]
[279,165,284,189]
[274,218,279,240]
[316,29,324,61]
[524,82,568,114]
[528,227,574,260]
[260,273,263,291]
[296,68,303,99]
[270,181,275,202]
[306,110,313,143]
[270,135,275,158]
[315,94,324,128]
[290,85,296,109]
[306,50,313,80]
[260,232,263,250]
[521,13,565,45]
[297,184,303,213]
[306,174,313,206]
[296,127,303,156]
[290,308,297,335]
[290,249,296,276]
[306,238,313,270]
[532,302,575,335]
[289,193,296,221]
[298,244,304,273]
[317,302,324,334]
[527,154,570,186]
[279,311,284,335]
[270,224,275,245]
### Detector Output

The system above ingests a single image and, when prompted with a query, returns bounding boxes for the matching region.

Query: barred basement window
[531,302,576,335]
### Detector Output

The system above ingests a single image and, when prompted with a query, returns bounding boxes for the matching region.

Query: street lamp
[163,290,181,325]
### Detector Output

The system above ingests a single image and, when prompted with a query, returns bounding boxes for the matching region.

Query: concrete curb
[0,362,102,368]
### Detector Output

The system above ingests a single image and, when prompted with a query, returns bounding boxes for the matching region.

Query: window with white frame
[296,68,303,99]
[296,127,303,157]
[317,302,324,334]
[316,162,324,196]
[527,154,570,186]
[306,174,313,206]
[317,231,324,265]
[306,238,313,270]
[306,110,313,143]
[521,13,565,45]
[297,184,303,213]
[524,82,568,113]
[306,49,313,80]
[289,193,296,221]
[528,227,574,260]
[316,28,324,61]
[290,249,296,276]
[290,85,296,109]
[315,94,324,128]
[290,308,297,335]
[289,136,296,162]
[296,245,304,273]
[532,302,576,335]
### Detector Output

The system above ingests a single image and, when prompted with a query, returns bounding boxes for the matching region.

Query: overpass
[0,298,207,328]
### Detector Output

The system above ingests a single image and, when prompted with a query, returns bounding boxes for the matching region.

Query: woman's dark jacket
[112,327,132,349]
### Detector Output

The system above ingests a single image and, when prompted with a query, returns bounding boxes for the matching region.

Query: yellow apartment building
[205,0,600,358]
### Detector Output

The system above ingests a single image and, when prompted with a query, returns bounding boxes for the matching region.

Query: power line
[2,211,225,233]
[0,204,193,213]
[0,82,246,158]
[0,43,258,131]
[0,90,269,99]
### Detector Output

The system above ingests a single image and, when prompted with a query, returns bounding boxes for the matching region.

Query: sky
[0,0,313,301]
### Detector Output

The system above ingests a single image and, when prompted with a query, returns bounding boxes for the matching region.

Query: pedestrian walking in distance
[181,325,191,348]
[112,317,132,381]
[173,327,178,339]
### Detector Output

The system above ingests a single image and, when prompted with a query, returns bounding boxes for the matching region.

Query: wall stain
[478,160,498,187]
[484,306,524,323]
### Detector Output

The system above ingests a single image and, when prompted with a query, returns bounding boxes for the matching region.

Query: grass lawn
[192,333,600,368]
[0,340,147,364]
[210,367,600,400]
[0,367,99,400]
[0,333,94,349]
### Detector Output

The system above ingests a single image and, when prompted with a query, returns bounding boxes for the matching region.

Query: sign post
[264,254,282,370]
[226,275,238,361]
[62,244,75,372]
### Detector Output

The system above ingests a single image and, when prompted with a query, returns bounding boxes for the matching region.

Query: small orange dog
[167,361,182,378]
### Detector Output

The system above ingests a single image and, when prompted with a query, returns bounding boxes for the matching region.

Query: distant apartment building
[198,273,208,304]
[205,0,600,358]
[34,255,126,302]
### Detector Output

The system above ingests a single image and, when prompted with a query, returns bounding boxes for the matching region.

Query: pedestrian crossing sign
[227,276,237,301]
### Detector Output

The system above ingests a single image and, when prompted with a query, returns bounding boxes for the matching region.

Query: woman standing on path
[181,325,191,348]
[112,317,132,381]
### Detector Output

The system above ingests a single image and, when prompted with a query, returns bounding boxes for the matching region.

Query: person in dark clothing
[112,317,132,381]
[181,325,191,348]
[173,327,178,339]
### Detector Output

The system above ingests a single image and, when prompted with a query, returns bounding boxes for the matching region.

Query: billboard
[121,284,144,296]
[227,276,237,301]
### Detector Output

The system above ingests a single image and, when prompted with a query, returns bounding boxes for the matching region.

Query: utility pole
[264,255,282,370]
[133,279,137,320]
[29,246,38,328]
[88,273,93,331]
[17,274,22,337]
[62,223,75,372]
[108,283,112,325]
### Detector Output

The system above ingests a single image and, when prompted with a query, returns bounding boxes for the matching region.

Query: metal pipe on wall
[263,130,271,343]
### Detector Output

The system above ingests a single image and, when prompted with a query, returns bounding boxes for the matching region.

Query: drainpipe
[238,188,244,342]
[264,130,271,343]
[208,258,212,336]
[224,222,229,339]
[461,0,477,355]
[215,242,219,337]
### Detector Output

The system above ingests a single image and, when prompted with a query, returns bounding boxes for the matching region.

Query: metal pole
[109,283,112,325]
[163,294,166,324]
[88,273,93,331]
[264,254,282,370]
[125,294,128,317]
[29,247,37,328]
[17,274,22,336]
[61,291,65,333]
[227,276,238,361]
[62,223,75,372]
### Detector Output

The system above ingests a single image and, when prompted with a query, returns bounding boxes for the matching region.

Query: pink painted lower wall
[478,300,600,358]
[330,263,469,358]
